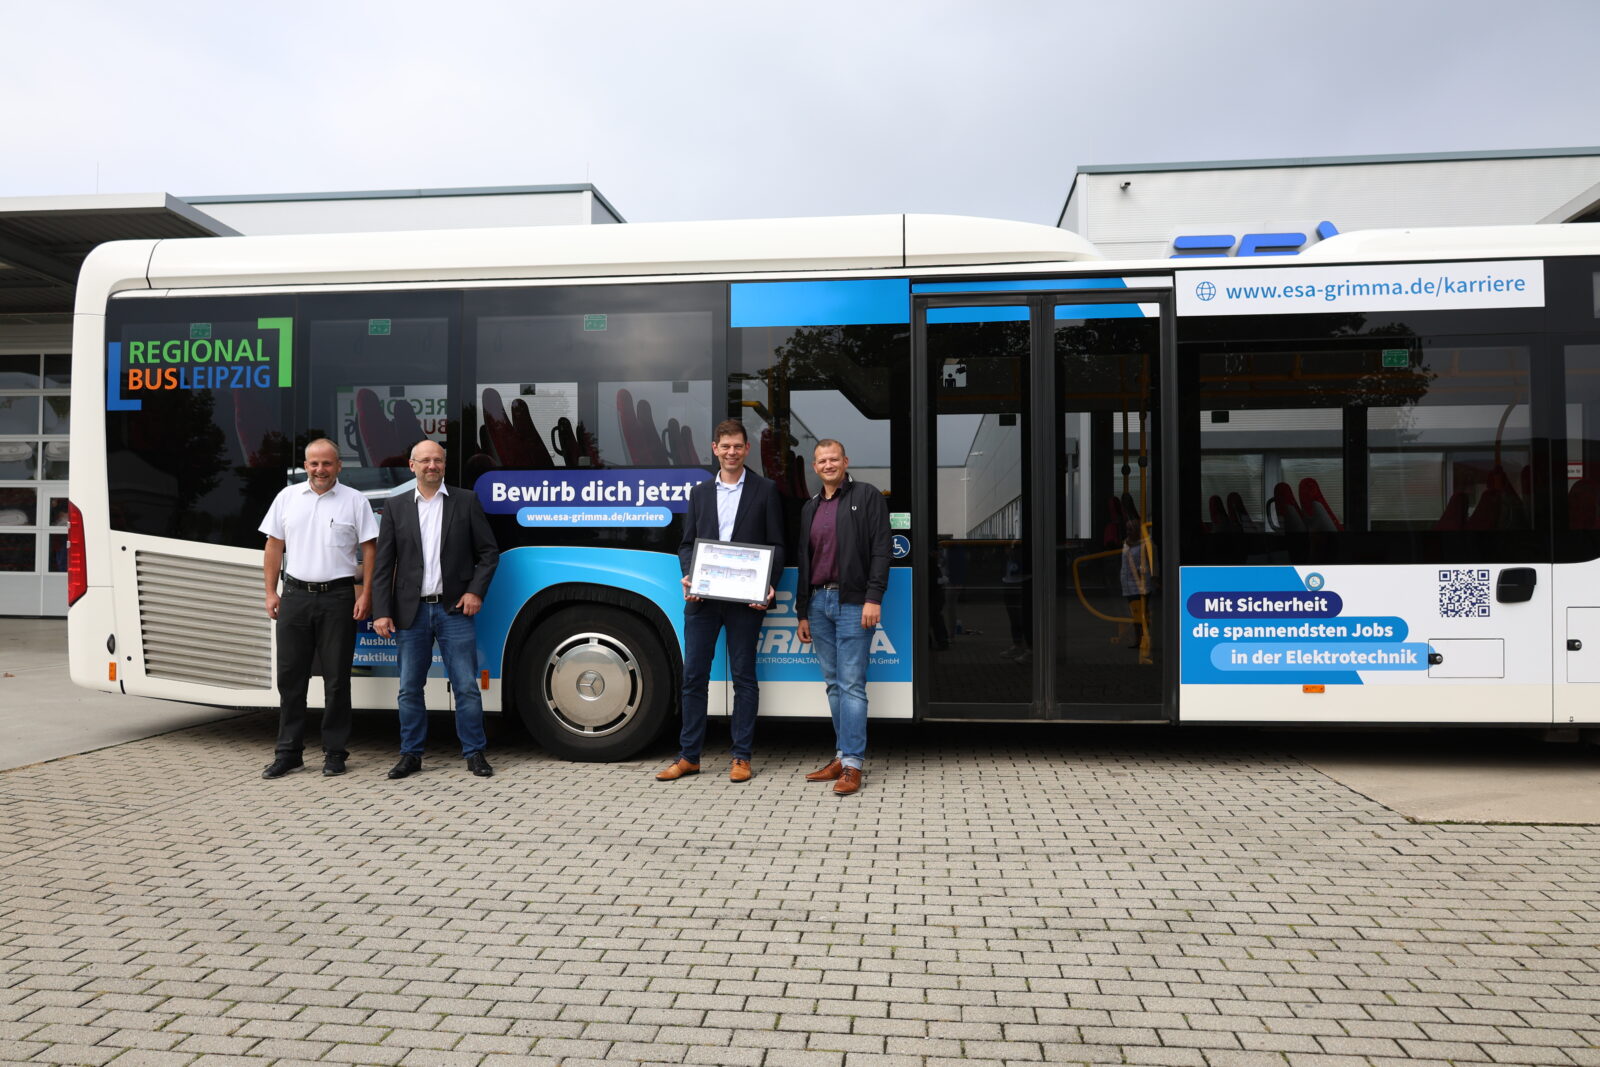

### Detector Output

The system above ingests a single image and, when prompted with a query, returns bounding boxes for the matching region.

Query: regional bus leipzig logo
[107,318,293,412]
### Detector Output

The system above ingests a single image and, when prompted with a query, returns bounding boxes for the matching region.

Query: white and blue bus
[64,214,1600,759]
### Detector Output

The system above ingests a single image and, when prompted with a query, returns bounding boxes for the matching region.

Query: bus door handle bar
[1496,567,1537,604]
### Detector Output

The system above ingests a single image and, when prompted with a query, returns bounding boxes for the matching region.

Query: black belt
[284,575,355,593]
[420,594,444,604]
[812,582,841,591]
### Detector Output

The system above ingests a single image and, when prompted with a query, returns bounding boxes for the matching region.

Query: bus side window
[299,291,458,496]
[1185,336,1537,564]
[469,286,718,478]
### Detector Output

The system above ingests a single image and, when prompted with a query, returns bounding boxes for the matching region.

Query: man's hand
[748,585,775,611]
[681,576,700,603]
[455,592,483,617]
[353,589,372,621]
[373,617,394,639]
[798,618,811,644]
[861,602,881,629]
[264,590,280,621]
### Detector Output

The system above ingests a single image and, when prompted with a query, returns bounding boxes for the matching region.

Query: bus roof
[77,214,1103,313]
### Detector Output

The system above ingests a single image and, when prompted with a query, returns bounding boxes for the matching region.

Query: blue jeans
[679,599,763,762]
[395,600,487,758]
[806,587,871,769]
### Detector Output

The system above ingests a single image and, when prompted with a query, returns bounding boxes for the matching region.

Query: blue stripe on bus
[927,306,1028,324]
[731,279,910,328]
[475,547,915,685]
[1054,303,1149,319]
[913,277,1131,293]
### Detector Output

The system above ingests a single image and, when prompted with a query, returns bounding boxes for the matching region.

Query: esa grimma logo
[107,318,293,412]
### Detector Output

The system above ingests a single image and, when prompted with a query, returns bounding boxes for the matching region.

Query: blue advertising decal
[757,568,912,682]
[475,469,710,527]
[464,546,913,686]
[1181,566,1430,685]
[352,622,476,679]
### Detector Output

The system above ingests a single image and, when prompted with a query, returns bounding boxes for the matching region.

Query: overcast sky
[6,0,1598,225]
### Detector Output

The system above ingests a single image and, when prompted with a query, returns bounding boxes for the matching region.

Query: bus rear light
[480,669,490,690]
[66,500,87,607]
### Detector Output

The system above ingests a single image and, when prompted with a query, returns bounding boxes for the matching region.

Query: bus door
[913,287,1172,721]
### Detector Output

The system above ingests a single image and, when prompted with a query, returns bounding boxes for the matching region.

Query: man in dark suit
[372,439,500,779]
[656,419,785,784]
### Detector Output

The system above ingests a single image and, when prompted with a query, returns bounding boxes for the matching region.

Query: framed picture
[688,539,775,604]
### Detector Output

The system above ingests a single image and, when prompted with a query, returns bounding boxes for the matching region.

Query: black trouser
[274,585,356,758]
[679,599,765,762]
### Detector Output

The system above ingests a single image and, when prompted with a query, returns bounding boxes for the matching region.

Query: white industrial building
[1058,146,1600,260]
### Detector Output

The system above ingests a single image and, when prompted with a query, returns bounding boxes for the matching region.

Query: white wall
[1068,156,1600,260]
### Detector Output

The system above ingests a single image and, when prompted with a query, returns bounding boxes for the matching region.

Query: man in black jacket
[656,419,785,784]
[372,440,500,779]
[794,439,891,795]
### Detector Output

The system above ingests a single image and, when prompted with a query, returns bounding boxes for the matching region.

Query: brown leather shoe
[655,758,700,781]
[805,758,843,782]
[833,767,862,795]
[730,759,752,783]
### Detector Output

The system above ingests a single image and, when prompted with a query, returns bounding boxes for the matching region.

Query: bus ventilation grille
[135,550,273,690]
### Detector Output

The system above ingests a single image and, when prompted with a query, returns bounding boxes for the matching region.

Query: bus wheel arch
[502,584,679,762]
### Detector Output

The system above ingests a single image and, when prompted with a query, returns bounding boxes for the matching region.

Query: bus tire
[518,606,672,762]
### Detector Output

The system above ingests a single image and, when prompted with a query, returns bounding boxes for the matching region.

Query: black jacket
[678,469,785,607]
[795,476,891,621]
[373,485,499,630]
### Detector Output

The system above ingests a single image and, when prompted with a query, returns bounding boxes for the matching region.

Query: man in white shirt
[372,440,501,779]
[259,438,379,779]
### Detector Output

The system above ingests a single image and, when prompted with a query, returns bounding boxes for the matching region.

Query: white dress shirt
[416,484,448,597]
[258,480,378,583]
[715,468,746,541]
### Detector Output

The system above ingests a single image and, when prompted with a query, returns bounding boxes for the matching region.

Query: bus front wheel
[519,606,672,761]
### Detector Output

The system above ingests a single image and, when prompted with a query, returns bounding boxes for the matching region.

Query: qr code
[1438,568,1491,618]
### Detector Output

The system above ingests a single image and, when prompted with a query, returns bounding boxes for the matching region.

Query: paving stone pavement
[2,712,1598,1067]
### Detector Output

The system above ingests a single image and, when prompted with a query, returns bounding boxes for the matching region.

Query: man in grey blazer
[373,440,500,778]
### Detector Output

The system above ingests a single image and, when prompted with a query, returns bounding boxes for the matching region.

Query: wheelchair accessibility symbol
[891,535,910,559]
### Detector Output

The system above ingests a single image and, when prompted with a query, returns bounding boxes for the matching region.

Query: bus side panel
[1178,563,1553,723]
[475,547,915,720]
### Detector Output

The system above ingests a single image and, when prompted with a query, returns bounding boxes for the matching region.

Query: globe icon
[1195,280,1217,301]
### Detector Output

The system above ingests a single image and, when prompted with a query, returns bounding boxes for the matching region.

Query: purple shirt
[809,495,840,585]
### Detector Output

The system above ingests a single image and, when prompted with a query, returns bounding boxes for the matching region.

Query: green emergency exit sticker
[368,319,391,336]
[890,512,911,530]
[1382,349,1409,368]
[584,314,607,331]
[190,323,211,339]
